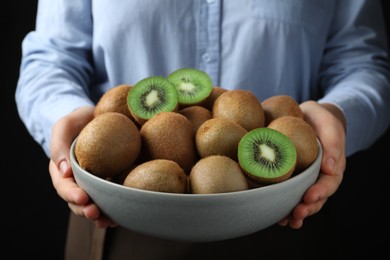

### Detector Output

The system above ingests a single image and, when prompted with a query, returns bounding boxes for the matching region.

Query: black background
[4,1,390,259]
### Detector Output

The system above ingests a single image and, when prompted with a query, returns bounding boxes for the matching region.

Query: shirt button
[206,0,215,4]
[202,53,212,63]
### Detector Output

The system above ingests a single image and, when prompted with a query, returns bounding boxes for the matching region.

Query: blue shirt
[16,0,390,157]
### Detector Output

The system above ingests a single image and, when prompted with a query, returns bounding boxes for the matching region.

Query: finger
[49,160,90,205]
[293,197,328,220]
[50,106,94,175]
[300,101,346,177]
[303,170,343,205]
[278,217,289,227]
[287,218,304,229]
[94,218,119,229]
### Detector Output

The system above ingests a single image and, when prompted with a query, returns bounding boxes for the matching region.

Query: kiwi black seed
[127,76,179,125]
[167,68,213,107]
[237,127,297,185]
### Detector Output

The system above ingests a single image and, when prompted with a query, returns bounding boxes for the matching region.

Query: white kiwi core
[145,90,161,107]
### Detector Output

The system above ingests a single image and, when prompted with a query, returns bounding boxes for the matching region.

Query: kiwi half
[127,76,179,125]
[167,68,213,106]
[237,127,297,184]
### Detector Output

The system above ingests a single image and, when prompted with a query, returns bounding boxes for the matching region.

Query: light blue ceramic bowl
[70,138,322,242]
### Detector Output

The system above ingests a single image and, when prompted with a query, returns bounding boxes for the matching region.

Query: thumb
[50,106,95,177]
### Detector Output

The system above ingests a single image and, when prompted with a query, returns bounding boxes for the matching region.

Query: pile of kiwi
[74,68,319,195]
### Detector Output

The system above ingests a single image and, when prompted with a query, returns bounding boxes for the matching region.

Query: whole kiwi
[200,86,228,111]
[74,112,142,179]
[195,117,247,161]
[267,116,319,173]
[261,95,304,126]
[123,159,187,193]
[94,84,136,123]
[212,89,265,131]
[139,111,198,173]
[189,155,249,194]
[179,105,212,135]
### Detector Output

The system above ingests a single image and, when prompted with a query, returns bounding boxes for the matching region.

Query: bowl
[70,138,322,242]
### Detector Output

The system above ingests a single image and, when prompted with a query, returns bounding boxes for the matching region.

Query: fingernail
[59,160,68,176]
[326,157,335,173]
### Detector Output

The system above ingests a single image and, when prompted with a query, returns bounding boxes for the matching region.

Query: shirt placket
[198,0,221,85]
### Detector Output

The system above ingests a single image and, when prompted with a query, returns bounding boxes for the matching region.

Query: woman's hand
[278,100,346,229]
[49,106,117,228]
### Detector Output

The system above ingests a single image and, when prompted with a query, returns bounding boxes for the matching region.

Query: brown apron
[64,210,335,259]
[65,212,195,260]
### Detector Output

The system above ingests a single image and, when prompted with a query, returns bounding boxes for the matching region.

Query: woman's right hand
[49,106,117,228]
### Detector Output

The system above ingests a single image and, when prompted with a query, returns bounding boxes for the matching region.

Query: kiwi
[212,89,265,131]
[189,155,249,194]
[195,117,247,161]
[167,68,213,107]
[267,116,319,173]
[127,76,179,125]
[261,95,304,126]
[139,111,198,173]
[94,84,136,122]
[237,127,297,184]
[123,159,187,193]
[74,112,142,179]
[178,105,212,135]
[201,86,228,110]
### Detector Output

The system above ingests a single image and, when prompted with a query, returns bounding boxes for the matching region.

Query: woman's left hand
[278,100,346,229]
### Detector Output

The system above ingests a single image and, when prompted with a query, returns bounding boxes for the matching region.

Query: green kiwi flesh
[127,76,179,124]
[167,68,213,106]
[238,127,297,184]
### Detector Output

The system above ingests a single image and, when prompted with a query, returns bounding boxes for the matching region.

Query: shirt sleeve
[15,0,95,157]
[318,0,390,156]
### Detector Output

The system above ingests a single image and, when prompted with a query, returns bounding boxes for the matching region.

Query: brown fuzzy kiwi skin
[179,105,212,135]
[94,84,139,126]
[261,95,304,126]
[74,112,142,179]
[139,111,198,174]
[200,86,228,111]
[267,116,319,173]
[130,102,180,127]
[195,117,248,161]
[242,160,296,185]
[123,159,188,193]
[189,155,249,194]
[212,89,265,131]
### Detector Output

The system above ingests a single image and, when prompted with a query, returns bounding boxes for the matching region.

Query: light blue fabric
[15,0,390,157]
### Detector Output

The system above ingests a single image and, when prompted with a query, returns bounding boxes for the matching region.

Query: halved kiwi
[167,68,213,106]
[127,76,179,125]
[237,127,297,184]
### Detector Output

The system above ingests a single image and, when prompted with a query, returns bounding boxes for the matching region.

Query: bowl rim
[70,138,322,198]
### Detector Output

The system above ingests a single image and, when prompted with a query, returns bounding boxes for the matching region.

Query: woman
[15,0,390,259]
